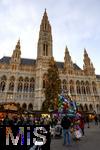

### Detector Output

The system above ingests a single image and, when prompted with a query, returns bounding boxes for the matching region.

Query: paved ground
[51,123,100,150]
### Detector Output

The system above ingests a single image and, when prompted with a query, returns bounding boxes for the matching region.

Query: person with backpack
[61,115,71,146]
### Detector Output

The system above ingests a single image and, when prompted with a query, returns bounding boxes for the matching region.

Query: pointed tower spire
[37,9,53,59]
[84,48,91,66]
[64,46,72,62]
[44,8,47,18]
[40,9,51,32]
[83,48,95,75]
[10,39,21,66]
[15,39,20,50]
[64,46,73,73]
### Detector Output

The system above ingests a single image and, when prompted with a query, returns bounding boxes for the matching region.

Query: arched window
[81,86,86,94]
[86,86,90,94]
[79,104,84,111]
[8,76,15,91]
[46,44,48,56]
[76,86,81,94]
[84,104,88,111]
[22,103,27,110]
[17,103,20,110]
[43,74,47,89]
[62,79,67,92]
[89,104,93,111]
[28,103,33,111]
[70,86,74,94]
[17,77,23,92]
[76,80,81,94]
[19,77,23,82]
[17,82,23,92]
[69,80,74,94]
[81,81,86,94]
[23,77,29,92]
[93,87,97,94]
[0,81,6,91]
[9,82,14,91]
[43,43,48,56]
[24,77,29,82]
[0,75,7,92]
[24,83,28,92]
[85,81,91,94]
[92,82,97,94]
[29,78,35,92]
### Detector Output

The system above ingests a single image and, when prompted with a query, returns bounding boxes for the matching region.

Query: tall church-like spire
[40,8,51,32]
[64,46,72,65]
[83,48,95,75]
[10,39,21,66]
[64,46,73,73]
[83,48,91,66]
[37,9,53,59]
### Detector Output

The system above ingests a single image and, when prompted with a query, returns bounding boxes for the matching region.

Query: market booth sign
[4,103,18,111]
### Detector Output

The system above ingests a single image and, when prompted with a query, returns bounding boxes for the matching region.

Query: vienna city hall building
[0,10,100,113]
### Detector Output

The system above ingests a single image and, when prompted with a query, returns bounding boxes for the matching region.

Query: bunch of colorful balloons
[58,95,80,118]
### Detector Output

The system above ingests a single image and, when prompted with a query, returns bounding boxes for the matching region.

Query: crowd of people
[0,112,100,150]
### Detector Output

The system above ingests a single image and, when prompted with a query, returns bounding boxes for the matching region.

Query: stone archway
[22,103,27,110]
[84,104,88,112]
[28,103,33,111]
[79,104,84,111]
[16,103,21,111]
[89,104,93,111]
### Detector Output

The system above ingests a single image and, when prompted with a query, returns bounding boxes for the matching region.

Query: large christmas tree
[42,57,61,111]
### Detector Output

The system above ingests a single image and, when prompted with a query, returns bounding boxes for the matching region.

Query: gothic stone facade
[0,10,100,112]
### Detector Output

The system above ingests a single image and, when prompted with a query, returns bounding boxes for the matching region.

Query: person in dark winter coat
[86,115,90,128]
[61,115,71,146]
[79,116,85,136]
[94,115,98,125]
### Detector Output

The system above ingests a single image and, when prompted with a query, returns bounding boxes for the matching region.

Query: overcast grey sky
[0,0,100,74]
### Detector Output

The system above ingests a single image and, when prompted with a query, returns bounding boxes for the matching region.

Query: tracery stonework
[0,10,100,112]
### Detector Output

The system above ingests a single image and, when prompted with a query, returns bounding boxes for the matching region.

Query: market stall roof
[0,102,19,111]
